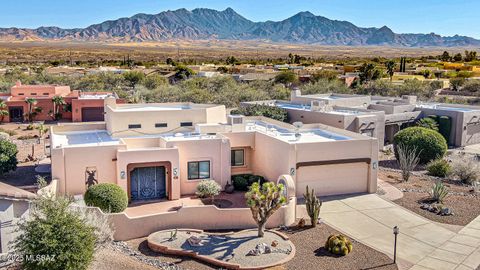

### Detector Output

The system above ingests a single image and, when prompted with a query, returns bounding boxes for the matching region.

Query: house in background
[242,89,480,147]
[50,96,378,203]
[0,182,35,255]
[0,82,119,123]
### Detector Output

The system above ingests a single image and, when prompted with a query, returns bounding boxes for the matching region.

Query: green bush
[416,117,438,131]
[393,127,447,164]
[232,174,266,191]
[427,159,451,178]
[84,183,128,213]
[14,196,96,270]
[196,180,221,201]
[231,104,288,122]
[0,138,18,175]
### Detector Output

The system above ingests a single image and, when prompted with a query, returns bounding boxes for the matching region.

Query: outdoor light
[393,226,399,264]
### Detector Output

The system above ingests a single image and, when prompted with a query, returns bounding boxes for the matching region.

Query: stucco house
[243,90,480,147]
[50,96,378,203]
[0,82,118,123]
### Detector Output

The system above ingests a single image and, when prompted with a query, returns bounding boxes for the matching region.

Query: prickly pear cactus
[325,234,353,256]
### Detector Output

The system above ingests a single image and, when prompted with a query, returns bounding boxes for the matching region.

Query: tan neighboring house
[0,182,35,254]
[50,97,379,203]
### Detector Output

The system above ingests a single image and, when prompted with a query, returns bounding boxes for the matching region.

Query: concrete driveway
[297,194,480,270]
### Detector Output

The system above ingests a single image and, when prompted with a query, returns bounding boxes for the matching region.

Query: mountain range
[1,8,479,47]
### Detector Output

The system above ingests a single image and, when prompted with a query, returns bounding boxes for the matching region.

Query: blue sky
[3,0,479,38]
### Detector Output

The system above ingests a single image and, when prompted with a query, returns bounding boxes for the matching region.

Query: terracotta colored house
[50,97,379,203]
[0,82,117,123]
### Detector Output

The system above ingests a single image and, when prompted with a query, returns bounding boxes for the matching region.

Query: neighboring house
[0,182,35,254]
[50,96,378,203]
[243,89,480,147]
[0,82,119,123]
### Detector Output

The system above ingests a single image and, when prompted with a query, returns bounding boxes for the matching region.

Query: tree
[385,60,396,81]
[123,70,145,89]
[464,50,477,62]
[416,117,439,131]
[0,138,17,175]
[246,182,286,237]
[453,53,463,62]
[359,63,381,84]
[173,65,194,81]
[36,123,48,138]
[419,69,432,79]
[51,95,65,121]
[0,100,8,122]
[274,71,298,85]
[166,57,176,66]
[450,77,466,91]
[13,195,97,270]
[25,98,40,122]
[226,56,238,65]
[440,51,451,62]
[312,70,339,82]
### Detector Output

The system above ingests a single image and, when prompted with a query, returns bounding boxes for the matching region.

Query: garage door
[296,163,368,197]
[81,107,104,122]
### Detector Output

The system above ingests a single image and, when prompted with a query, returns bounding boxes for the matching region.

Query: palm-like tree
[51,96,66,121]
[385,60,396,81]
[0,100,8,123]
[25,98,38,122]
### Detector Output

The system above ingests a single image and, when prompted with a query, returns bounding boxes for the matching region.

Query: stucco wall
[0,199,30,253]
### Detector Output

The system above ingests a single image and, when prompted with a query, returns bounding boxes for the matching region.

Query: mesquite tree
[246,182,286,237]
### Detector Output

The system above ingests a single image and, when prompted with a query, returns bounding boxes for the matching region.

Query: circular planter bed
[147,229,295,270]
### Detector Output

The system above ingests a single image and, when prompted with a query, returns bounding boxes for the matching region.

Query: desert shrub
[231,104,288,122]
[25,124,35,130]
[84,183,128,213]
[451,155,479,184]
[416,117,439,131]
[232,174,266,191]
[232,175,249,191]
[426,159,452,178]
[396,143,421,182]
[0,138,18,175]
[196,180,221,202]
[430,181,449,203]
[13,196,96,270]
[325,234,353,256]
[17,134,38,140]
[462,79,480,93]
[0,132,9,140]
[393,127,447,164]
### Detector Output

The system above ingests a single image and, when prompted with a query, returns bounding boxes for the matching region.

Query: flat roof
[274,102,366,115]
[417,104,479,112]
[51,130,119,148]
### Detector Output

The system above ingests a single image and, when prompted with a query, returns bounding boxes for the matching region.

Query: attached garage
[81,107,104,122]
[296,162,369,197]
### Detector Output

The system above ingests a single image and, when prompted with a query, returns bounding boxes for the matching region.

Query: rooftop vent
[228,114,245,125]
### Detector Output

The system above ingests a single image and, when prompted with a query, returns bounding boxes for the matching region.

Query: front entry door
[9,107,23,122]
[130,166,166,201]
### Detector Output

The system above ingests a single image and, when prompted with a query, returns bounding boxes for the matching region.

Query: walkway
[297,194,480,270]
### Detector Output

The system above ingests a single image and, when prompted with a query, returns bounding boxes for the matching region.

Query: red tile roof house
[0,81,119,123]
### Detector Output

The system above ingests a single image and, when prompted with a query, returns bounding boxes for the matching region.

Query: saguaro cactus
[303,185,322,227]
[246,182,286,237]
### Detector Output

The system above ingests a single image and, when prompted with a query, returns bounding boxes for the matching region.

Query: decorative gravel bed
[147,229,294,269]
[284,224,398,270]
[379,170,480,226]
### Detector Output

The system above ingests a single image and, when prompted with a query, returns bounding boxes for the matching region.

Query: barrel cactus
[325,234,353,256]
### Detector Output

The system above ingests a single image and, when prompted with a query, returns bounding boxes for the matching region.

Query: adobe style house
[243,90,480,147]
[50,97,378,202]
[0,82,117,123]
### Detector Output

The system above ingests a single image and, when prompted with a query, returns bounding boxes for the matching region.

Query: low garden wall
[109,197,296,240]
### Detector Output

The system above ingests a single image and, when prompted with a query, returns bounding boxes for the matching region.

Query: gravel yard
[379,169,480,226]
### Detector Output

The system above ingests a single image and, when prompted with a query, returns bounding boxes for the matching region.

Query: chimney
[15,81,22,87]
[104,95,117,109]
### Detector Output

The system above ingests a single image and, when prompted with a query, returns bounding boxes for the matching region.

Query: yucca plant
[303,185,322,227]
[430,181,448,203]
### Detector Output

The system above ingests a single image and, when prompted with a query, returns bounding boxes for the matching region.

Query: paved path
[297,194,480,270]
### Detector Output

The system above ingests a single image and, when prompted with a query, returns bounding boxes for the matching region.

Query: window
[188,161,210,180]
[128,124,141,129]
[231,149,245,166]
[18,93,24,96]
[43,93,49,96]
[180,122,193,127]
[30,93,37,95]
[155,123,168,128]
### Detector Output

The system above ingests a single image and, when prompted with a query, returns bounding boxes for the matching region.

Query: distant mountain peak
[0,8,477,47]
